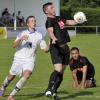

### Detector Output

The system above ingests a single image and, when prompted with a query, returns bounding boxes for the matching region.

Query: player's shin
[52,72,63,94]
[47,71,58,90]
[9,77,27,96]
[1,76,13,90]
[55,73,63,90]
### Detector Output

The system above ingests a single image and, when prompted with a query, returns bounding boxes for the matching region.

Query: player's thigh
[9,60,22,76]
[50,45,63,72]
[62,45,70,66]
[61,53,70,73]
[50,45,62,64]
[22,61,35,78]
[54,64,63,72]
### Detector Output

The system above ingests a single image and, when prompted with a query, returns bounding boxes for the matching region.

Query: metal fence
[65,26,100,35]
[0,26,100,39]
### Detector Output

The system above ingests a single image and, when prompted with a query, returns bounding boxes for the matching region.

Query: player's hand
[73,81,80,89]
[81,85,85,89]
[43,46,50,53]
[52,38,58,44]
[80,83,85,89]
[20,35,29,41]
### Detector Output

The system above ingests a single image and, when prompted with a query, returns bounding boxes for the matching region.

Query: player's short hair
[43,2,53,14]
[71,47,79,52]
[26,16,35,24]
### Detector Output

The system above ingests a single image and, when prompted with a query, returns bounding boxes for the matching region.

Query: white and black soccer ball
[74,12,87,24]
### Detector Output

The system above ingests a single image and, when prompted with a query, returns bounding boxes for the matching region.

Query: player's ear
[45,9,48,14]
[27,22,29,26]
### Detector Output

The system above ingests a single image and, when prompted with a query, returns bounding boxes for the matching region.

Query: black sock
[47,71,58,91]
[52,72,63,93]
[56,73,63,90]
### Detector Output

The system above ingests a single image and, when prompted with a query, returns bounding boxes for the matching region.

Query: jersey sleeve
[69,60,75,71]
[15,32,22,41]
[70,64,75,71]
[81,57,88,66]
[46,18,53,29]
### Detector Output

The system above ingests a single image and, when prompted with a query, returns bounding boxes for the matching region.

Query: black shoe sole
[46,94,52,98]
[53,96,60,100]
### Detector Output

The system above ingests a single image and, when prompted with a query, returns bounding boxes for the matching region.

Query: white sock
[10,77,27,96]
[1,77,11,90]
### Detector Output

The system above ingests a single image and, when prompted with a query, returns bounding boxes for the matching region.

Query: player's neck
[28,28,35,33]
[47,14,55,18]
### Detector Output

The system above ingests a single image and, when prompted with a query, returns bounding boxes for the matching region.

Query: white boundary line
[77,95,100,98]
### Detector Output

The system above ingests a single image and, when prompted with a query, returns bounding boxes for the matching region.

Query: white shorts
[9,58,35,76]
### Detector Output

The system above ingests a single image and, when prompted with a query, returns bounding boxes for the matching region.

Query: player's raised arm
[66,20,77,26]
[81,65,87,89]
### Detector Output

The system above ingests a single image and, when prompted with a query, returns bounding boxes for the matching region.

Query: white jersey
[14,30,46,61]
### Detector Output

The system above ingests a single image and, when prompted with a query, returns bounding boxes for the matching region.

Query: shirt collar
[27,29,36,34]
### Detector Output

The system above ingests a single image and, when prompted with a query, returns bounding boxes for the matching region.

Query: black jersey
[46,16,70,46]
[69,56,95,72]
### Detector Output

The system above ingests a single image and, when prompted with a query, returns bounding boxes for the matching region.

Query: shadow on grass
[4,90,94,100]
[4,92,44,100]
[58,90,69,94]
[59,91,93,99]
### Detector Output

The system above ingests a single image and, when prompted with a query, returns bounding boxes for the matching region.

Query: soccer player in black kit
[43,2,77,99]
[69,47,96,89]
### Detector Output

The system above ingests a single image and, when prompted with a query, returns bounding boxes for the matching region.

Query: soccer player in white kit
[0,16,48,100]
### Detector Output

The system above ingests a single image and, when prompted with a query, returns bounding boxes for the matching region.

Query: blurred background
[0,0,100,39]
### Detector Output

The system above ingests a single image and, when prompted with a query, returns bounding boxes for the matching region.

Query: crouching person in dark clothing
[69,47,96,89]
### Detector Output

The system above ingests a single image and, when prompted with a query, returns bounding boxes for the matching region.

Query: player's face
[46,5,56,16]
[71,50,80,60]
[27,17,36,29]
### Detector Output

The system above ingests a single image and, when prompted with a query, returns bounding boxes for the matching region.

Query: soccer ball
[74,12,87,24]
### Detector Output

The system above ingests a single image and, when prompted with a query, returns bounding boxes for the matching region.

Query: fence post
[75,26,77,36]
[96,26,98,35]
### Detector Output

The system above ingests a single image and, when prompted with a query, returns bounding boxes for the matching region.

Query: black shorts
[50,44,70,65]
[77,69,95,81]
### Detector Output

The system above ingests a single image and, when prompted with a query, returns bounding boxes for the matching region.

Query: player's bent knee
[54,64,63,73]
[8,74,15,81]
[23,70,32,79]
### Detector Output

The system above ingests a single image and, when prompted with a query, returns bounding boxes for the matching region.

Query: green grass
[0,34,100,100]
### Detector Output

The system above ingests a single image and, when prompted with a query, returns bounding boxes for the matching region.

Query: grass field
[0,34,100,100]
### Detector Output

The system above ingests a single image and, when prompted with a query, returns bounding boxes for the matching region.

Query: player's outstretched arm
[13,35,28,48]
[66,12,87,26]
[81,65,87,89]
[66,20,77,26]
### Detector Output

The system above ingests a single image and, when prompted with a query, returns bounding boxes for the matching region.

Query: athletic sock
[1,77,11,90]
[52,72,63,93]
[56,73,63,90]
[47,71,58,91]
[10,77,27,96]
